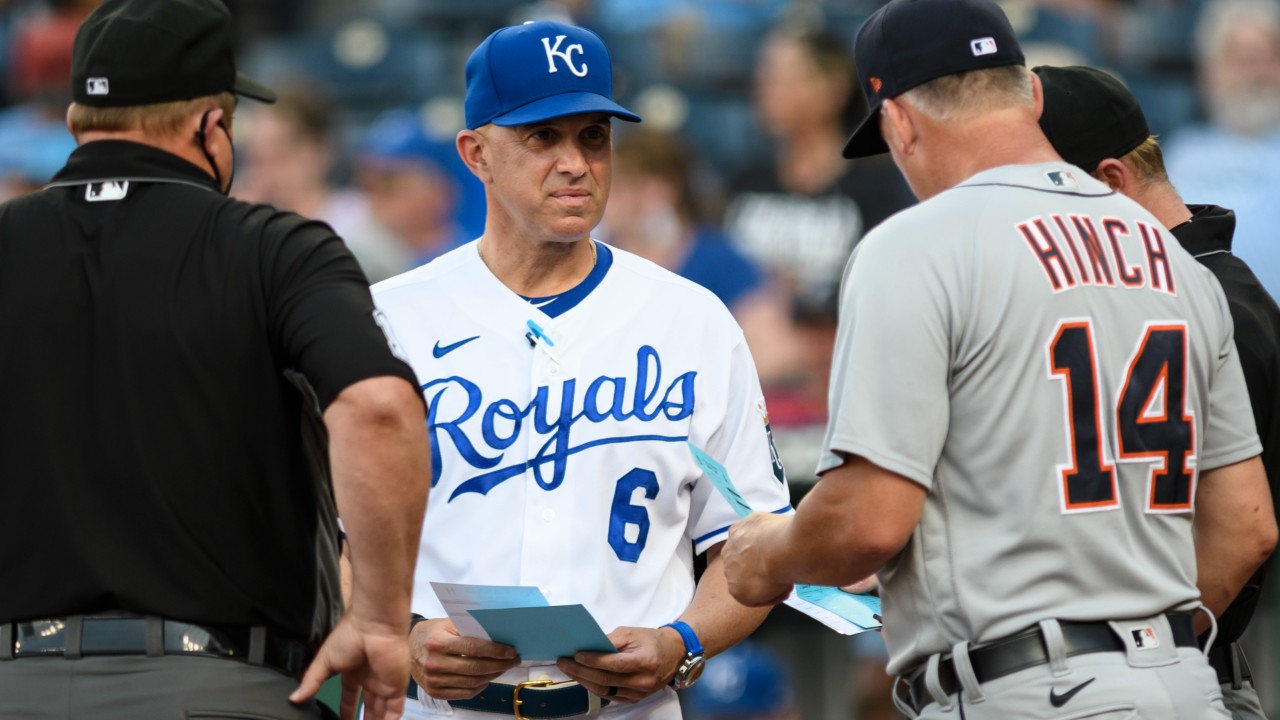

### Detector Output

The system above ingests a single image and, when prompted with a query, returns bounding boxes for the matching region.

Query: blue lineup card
[468,605,616,662]
[687,442,882,634]
[430,582,616,661]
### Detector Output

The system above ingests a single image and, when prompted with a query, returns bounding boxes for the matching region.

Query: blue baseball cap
[464,20,641,130]
[687,643,793,717]
[360,109,457,171]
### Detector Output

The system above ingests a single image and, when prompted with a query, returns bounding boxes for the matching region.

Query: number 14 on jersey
[1048,319,1195,514]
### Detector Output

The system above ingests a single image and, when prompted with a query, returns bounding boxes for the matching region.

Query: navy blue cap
[464,20,640,130]
[844,0,1024,158]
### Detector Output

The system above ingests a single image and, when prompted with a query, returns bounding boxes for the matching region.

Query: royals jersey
[372,240,791,712]
[820,163,1261,676]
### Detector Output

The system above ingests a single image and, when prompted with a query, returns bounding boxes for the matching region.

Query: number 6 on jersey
[1048,319,1196,514]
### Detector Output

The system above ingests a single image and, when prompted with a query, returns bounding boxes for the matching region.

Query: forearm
[672,545,772,659]
[326,376,431,629]
[1192,456,1277,626]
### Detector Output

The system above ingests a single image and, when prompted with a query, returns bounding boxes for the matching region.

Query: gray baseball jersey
[820,163,1262,676]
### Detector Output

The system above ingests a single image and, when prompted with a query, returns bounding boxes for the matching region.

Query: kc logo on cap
[463,20,640,130]
[542,35,588,77]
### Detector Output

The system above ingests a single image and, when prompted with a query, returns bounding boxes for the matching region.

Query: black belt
[907,613,1198,712]
[0,616,313,679]
[1207,641,1253,689]
[409,677,610,719]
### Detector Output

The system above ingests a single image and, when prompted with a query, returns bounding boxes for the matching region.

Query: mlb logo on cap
[463,20,641,130]
[86,77,109,95]
[970,37,998,56]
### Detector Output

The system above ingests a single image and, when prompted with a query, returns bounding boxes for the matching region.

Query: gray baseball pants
[896,616,1230,719]
[0,654,326,719]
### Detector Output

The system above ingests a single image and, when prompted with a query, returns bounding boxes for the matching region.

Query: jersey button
[541,508,556,522]
[548,363,559,375]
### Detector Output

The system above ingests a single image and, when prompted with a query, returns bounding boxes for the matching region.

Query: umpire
[0,2,431,719]
[1037,64,1280,720]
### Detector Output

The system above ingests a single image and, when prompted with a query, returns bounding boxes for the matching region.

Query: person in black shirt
[1038,64,1280,720]
[0,2,431,719]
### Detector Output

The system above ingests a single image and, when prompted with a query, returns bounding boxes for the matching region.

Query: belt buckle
[514,679,576,720]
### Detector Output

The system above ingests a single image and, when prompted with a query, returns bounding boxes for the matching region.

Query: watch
[663,620,705,689]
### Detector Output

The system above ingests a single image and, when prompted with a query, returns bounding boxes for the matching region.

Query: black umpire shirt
[1173,204,1280,646]
[0,140,418,645]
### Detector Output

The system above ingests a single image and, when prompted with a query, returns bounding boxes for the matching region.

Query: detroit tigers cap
[464,20,641,130]
[843,0,1025,158]
[71,0,276,108]
[1034,65,1151,173]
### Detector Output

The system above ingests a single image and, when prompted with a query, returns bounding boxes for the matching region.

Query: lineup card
[429,582,615,661]
[687,442,882,634]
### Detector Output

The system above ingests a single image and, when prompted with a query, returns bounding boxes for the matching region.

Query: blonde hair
[68,92,237,138]
[900,65,1034,123]
[1118,135,1171,186]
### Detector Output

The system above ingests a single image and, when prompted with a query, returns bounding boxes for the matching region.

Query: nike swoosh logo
[1049,677,1096,708]
[432,336,479,358]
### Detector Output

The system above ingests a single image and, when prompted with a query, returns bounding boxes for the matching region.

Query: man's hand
[723,512,794,607]
[555,626,682,704]
[290,614,410,720]
[410,618,521,700]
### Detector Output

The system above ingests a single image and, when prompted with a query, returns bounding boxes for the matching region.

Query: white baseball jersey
[820,163,1261,676]
[372,240,791,718]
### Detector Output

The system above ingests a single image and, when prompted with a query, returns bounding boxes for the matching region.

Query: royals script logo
[424,345,695,500]
[541,34,588,77]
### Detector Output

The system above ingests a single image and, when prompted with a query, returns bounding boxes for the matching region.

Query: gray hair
[899,66,1035,123]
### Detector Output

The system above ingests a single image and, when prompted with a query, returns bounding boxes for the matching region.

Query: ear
[1092,158,1129,193]
[196,107,229,152]
[456,129,493,184]
[65,104,76,140]
[881,98,917,156]
[1029,70,1045,121]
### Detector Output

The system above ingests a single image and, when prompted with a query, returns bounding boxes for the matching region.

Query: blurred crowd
[3,0,1280,717]
[6,0,1280,431]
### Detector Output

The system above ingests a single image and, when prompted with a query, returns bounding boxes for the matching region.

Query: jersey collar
[519,241,614,319]
[48,139,220,193]
[1169,204,1236,258]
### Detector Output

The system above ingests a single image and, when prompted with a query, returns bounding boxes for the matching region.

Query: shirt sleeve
[687,325,793,554]
[817,229,955,488]
[1201,278,1263,470]
[261,214,419,409]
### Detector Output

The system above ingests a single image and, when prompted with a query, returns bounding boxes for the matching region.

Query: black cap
[1034,65,1149,174]
[843,0,1025,159]
[71,0,275,108]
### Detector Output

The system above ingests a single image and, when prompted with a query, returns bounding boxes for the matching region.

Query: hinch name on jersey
[1018,215,1176,295]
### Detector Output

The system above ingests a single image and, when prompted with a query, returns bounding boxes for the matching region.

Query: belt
[409,677,610,719]
[1207,641,1253,689]
[907,613,1198,711]
[0,616,313,679]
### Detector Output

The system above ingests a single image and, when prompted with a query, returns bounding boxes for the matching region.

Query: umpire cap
[844,0,1025,158]
[71,0,276,108]
[1035,65,1151,173]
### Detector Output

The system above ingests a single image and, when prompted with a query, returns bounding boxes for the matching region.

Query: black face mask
[194,109,234,195]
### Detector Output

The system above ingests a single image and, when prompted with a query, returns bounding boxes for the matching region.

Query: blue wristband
[662,620,703,656]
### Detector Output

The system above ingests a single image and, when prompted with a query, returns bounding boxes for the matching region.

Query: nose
[555,140,589,178]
